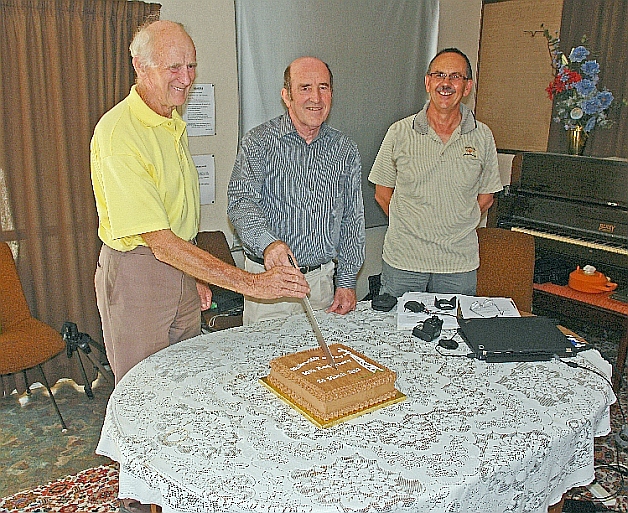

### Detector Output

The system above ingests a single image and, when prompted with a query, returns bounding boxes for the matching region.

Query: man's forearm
[142,229,256,294]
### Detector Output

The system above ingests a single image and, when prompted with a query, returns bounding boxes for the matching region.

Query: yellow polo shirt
[90,85,200,252]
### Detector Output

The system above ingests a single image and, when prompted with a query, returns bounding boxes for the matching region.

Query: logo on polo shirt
[463,146,477,158]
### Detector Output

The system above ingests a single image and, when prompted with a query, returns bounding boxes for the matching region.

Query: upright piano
[496,151,628,289]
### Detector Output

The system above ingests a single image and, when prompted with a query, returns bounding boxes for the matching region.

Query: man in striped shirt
[228,56,365,325]
[368,48,502,297]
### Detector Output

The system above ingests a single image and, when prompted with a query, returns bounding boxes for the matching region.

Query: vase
[566,127,587,155]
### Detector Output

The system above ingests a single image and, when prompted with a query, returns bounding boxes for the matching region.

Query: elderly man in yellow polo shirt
[90,20,309,389]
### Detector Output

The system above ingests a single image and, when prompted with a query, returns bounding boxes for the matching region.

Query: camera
[372,293,397,312]
[62,321,94,358]
[412,315,443,342]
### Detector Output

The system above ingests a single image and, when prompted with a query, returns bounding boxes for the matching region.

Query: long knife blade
[288,255,337,369]
[301,295,337,369]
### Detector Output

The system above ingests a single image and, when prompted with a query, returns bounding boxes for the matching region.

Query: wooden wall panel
[475,0,563,152]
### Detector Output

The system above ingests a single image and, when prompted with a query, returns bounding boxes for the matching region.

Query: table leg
[613,319,628,392]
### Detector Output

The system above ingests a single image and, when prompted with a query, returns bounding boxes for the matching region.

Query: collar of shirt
[128,85,187,137]
[412,101,478,135]
[278,112,332,144]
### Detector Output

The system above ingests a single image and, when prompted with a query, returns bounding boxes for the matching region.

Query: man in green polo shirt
[91,20,309,391]
[369,48,503,297]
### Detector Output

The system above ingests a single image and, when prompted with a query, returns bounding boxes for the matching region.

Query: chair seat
[0,318,65,375]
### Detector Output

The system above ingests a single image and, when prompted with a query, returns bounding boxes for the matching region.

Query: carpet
[0,376,114,498]
[0,463,119,513]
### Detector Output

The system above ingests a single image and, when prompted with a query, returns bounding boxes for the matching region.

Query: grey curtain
[235,0,440,228]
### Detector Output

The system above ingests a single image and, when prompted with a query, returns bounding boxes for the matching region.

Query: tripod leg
[37,364,68,432]
[74,351,94,399]
[84,350,114,385]
[85,339,115,384]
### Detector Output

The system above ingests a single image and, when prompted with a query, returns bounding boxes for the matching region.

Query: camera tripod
[61,321,114,399]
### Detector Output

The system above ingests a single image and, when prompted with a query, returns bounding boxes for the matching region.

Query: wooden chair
[196,231,244,331]
[0,242,67,430]
[476,227,536,313]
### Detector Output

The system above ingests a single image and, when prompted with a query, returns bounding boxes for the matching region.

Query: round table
[97,302,614,513]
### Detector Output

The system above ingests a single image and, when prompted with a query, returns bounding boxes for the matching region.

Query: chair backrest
[0,242,32,329]
[195,231,243,330]
[196,231,236,267]
[476,227,536,313]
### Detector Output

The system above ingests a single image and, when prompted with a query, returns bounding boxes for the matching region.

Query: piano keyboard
[511,227,628,256]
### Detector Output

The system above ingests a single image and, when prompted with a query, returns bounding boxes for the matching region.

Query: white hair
[129,20,186,68]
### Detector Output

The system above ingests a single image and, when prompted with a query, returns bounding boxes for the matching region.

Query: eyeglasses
[470,299,504,318]
[427,72,469,83]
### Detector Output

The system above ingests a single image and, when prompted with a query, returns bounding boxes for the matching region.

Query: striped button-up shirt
[227,114,365,289]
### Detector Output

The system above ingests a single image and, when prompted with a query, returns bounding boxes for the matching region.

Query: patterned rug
[0,463,119,513]
[563,321,628,513]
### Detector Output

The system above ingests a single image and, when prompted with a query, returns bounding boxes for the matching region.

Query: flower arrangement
[544,28,614,133]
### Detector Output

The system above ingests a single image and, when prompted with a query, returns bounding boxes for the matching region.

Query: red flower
[546,70,582,100]
[561,69,582,87]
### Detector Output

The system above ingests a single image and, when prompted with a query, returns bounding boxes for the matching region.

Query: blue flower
[580,60,600,78]
[574,79,597,96]
[582,97,602,115]
[569,45,590,62]
[598,90,614,109]
[545,30,615,133]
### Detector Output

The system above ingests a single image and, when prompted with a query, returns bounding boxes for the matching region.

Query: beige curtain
[547,0,628,158]
[0,0,160,394]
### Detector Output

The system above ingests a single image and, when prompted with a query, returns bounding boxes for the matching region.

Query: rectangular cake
[266,343,398,422]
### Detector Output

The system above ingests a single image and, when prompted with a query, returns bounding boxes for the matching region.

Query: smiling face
[133,22,197,118]
[281,57,332,143]
[425,52,473,115]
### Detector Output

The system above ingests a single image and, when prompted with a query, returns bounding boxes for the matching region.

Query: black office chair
[196,231,244,331]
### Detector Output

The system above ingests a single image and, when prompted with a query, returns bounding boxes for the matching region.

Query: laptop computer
[458,316,579,362]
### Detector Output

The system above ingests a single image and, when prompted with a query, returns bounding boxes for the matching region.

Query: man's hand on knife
[263,240,296,270]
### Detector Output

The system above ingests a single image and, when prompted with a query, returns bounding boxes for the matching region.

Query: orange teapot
[568,265,618,293]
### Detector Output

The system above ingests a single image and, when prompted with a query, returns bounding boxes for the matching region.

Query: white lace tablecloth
[97,302,615,513]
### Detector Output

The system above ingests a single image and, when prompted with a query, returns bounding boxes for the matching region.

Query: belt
[246,253,322,274]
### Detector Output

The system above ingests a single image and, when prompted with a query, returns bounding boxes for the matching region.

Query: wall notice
[183,84,215,136]
[193,154,215,205]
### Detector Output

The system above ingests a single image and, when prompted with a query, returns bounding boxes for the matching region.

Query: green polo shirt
[368,102,502,273]
[91,85,200,252]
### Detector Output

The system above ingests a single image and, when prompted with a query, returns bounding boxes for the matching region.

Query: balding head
[131,20,197,117]
[283,57,333,100]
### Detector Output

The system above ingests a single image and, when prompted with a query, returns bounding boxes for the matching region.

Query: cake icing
[267,343,397,422]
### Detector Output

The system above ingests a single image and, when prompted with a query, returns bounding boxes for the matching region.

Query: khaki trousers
[95,245,200,383]
[243,259,335,325]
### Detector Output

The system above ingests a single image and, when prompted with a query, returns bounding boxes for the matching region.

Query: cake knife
[288,255,338,369]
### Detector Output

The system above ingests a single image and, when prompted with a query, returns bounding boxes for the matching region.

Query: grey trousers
[380,260,477,297]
